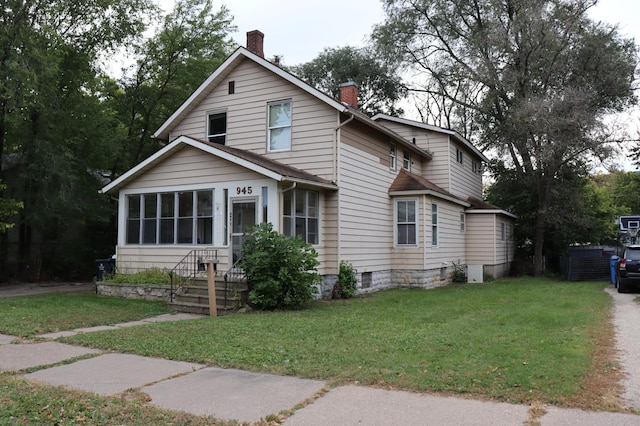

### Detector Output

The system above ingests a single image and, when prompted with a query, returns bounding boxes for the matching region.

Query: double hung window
[396,199,417,246]
[268,100,292,151]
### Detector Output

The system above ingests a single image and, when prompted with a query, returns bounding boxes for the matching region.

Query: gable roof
[371,114,488,162]
[389,169,471,207]
[153,47,431,160]
[100,135,337,194]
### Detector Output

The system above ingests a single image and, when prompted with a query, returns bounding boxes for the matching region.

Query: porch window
[126,190,216,245]
[143,194,157,244]
[396,199,417,246]
[268,100,292,151]
[283,189,319,244]
[460,212,465,233]
[126,195,141,244]
[456,148,463,164]
[207,112,226,144]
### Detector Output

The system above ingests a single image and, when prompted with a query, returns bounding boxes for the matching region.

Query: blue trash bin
[610,255,620,286]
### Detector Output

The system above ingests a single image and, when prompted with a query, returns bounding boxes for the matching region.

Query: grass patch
[62,278,612,406]
[0,293,170,337]
[0,373,232,425]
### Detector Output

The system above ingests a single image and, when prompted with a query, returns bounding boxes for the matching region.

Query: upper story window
[390,143,397,170]
[207,112,226,145]
[268,100,292,151]
[456,148,464,164]
[403,150,411,171]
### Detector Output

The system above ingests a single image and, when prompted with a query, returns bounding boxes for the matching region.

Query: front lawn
[60,278,615,407]
[0,293,170,337]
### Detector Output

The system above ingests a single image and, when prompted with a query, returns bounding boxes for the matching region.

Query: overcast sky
[156,0,640,66]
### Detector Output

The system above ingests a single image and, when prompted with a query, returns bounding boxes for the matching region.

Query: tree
[0,180,22,233]
[291,46,406,116]
[108,0,236,177]
[374,0,637,275]
[0,0,158,280]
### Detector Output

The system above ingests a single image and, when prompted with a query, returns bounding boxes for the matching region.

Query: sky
[154,0,640,66]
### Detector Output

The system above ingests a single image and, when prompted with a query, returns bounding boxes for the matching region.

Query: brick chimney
[339,81,359,109]
[246,30,264,58]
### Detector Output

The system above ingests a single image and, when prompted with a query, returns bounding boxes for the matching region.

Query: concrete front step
[170,281,248,316]
[167,301,239,316]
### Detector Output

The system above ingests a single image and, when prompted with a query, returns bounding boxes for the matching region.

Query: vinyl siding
[449,142,483,199]
[338,123,399,272]
[115,246,230,275]
[422,199,467,270]
[466,214,497,264]
[168,59,338,181]
[123,146,264,190]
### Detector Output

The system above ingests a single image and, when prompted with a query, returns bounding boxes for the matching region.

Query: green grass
[0,373,229,425]
[60,278,611,405]
[0,293,170,337]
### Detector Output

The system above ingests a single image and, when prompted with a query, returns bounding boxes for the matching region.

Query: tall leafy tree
[291,46,406,116]
[374,0,637,275]
[0,0,157,280]
[108,0,236,177]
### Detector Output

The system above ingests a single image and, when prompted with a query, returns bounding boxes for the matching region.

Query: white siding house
[101,31,516,295]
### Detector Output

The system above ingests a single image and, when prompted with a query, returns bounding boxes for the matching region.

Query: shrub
[240,223,320,310]
[332,260,358,299]
[102,268,171,285]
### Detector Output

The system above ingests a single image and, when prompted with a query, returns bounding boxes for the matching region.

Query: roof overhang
[466,208,518,219]
[100,135,335,194]
[389,190,471,207]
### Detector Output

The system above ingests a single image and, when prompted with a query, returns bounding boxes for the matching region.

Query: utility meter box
[467,264,483,283]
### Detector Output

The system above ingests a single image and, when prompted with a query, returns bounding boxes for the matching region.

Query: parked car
[616,245,640,293]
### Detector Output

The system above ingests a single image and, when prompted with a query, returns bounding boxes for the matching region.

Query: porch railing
[169,248,218,302]
[223,255,247,308]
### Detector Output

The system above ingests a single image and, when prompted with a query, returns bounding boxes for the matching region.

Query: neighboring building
[101,30,516,296]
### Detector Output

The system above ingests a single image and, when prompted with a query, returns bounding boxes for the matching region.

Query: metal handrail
[223,255,247,308]
[170,248,218,302]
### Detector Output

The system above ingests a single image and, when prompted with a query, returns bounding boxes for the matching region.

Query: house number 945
[236,186,253,195]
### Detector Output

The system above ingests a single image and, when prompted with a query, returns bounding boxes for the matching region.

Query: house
[100,30,516,296]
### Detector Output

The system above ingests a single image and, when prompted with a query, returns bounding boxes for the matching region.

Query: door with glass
[231,199,257,264]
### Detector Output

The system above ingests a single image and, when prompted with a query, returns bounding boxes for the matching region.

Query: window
[389,143,397,170]
[197,190,213,244]
[268,100,292,151]
[501,222,506,241]
[472,160,478,173]
[262,186,268,223]
[126,195,141,244]
[431,203,438,246]
[396,199,417,246]
[126,190,215,245]
[207,112,226,144]
[403,150,411,171]
[228,80,235,94]
[460,212,465,232]
[456,148,463,164]
[143,194,157,244]
[283,189,319,244]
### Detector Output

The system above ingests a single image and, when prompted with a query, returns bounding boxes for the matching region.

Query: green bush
[102,267,171,285]
[332,260,358,299]
[240,223,320,310]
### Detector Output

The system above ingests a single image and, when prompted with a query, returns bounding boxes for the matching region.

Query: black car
[616,245,640,293]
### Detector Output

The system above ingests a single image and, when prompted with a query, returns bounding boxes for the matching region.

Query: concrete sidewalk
[1,317,640,425]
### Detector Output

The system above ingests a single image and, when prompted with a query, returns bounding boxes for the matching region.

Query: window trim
[395,198,418,247]
[267,99,292,152]
[456,148,464,164]
[207,111,227,144]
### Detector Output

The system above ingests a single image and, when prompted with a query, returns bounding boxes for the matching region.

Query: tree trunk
[533,212,545,277]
